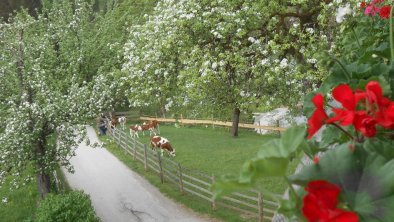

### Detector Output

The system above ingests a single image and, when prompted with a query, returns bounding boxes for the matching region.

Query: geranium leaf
[253,157,289,178]
[365,139,394,160]
[257,126,306,158]
[280,126,307,154]
[319,124,343,148]
[211,175,252,198]
[290,143,355,186]
[303,92,315,117]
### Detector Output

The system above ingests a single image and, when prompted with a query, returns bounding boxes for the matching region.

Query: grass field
[102,136,256,222]
[99,122,300,221]
[118,123,297,194]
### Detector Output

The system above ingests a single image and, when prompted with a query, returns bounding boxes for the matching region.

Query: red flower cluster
[363,0,392,19]
[302,180,359,222]
[307,81,394,139]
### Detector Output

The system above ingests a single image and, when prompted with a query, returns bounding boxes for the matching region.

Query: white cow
[118,116,126,130]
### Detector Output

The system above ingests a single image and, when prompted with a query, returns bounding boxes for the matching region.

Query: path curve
[63,126,214,222]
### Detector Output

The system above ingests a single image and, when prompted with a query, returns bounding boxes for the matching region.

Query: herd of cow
[108,116,176,157]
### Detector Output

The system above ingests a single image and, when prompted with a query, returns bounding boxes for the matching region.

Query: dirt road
[63,126,214,222]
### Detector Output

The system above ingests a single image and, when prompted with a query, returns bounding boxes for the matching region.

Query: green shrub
[36,191,100,222]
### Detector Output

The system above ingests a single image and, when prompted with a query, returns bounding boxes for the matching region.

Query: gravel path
[63,126,215,222]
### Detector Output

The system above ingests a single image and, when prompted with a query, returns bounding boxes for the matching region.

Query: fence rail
[140,116,286,132]
[108,128,279,222]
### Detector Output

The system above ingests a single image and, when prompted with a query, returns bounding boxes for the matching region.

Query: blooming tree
[123,0,338,136]
[0,1,113,199]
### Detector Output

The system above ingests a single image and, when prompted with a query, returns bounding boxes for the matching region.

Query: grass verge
[0,166,38,222]
[101,135,256,222]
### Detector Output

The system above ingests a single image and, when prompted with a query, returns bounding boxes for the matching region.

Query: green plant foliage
[215,1,394,221]
[36,191,99,222]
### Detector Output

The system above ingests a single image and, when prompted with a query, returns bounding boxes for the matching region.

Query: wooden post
[211,114,214,129]
[157,150,164,184]
[177,163,184,194]
[180,114,184,127]
[118,130,122,145]
[211,175,217,210]
[133,137,137,161]
[143,144,148,171]
[276,120,281,136]
[257,192,264,222]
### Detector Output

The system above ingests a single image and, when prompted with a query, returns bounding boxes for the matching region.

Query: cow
[150,136,175,157]
[140,121,158,136]
[148,120,160,135]
[129,124,142,138]
[118,116,126,130]
[108,117,118,134]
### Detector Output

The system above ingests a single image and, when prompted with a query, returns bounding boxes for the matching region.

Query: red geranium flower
[353,111,377,137]
[307,94,328,139]
[377,102,394,129]
[379,5,391,19]
[326,84,357,126]
[302,180,359,222]
[360,2,366,8]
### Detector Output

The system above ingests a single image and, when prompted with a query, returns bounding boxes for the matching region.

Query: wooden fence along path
[140,116,287,133]
[108,128,279,222]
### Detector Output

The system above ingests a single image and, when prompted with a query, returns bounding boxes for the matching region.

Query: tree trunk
[37,170,51,199]
[36,123,51,199]
[231,107,240,137]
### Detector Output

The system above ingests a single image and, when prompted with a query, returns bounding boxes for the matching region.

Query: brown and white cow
[148,120,160,135]
[129,124,142,138]
[150,136,175,157]
[140,121,159,136]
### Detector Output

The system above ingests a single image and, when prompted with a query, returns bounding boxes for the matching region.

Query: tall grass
[0,166,38,222]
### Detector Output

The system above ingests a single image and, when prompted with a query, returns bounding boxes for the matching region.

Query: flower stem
[351,27,361,49]
[330,122,355,141]
[330,56,351,81]
[284,176,298,199]
[390,4,394,63]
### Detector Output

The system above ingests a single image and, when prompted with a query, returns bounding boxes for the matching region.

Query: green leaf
[280,126,307,155]
[211,175,252,199]
[303,92,315,117]
[290,143,355,186]
[365,138,394,161]
[291,143,394,221]
[253,157,289,178]
[319,125,344,148]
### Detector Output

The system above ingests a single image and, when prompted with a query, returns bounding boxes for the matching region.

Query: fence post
[177,163,184,194]
[257,192,264,222]
[211,114,215,129]
[143,144,148,171]
[276,120,281,136]
[133,137,137,161]
[211,175,217,210]
[157,150,164,184]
